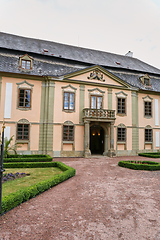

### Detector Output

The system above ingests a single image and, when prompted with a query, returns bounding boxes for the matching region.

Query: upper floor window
[144,101,152,116]
[19,54,33,71]
[62,84,77,113]
[21,60,31,70]
[90,95,102,109]
[17,123,29,140]
[63,92,75,110]
[140,74,151,87]
[116,91,127,115]
[18,89,31,108]
[16,80,34,110]
[117,127,126,142]
[143,95,153,118]
[63,125,74,141]
[144,78,149,86]
[117,98,126,114]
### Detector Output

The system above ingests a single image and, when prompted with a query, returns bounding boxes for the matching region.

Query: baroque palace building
[0,32,160,157]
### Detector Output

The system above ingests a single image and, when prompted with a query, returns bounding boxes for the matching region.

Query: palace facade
[0,32,160,157]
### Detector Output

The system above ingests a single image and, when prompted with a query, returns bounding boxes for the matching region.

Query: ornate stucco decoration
[87,70,105,82]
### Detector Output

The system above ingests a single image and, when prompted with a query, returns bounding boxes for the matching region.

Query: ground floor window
[117,127,126,142]
[145,128,152,142]
[63,125,74,141]
[17,124,29,140]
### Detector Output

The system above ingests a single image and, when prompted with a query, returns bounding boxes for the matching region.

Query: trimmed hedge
[7,154,49,158]
[1,162,76,214]
[4,155,52,163]
[138,153,160,158]
[118,160,160,171]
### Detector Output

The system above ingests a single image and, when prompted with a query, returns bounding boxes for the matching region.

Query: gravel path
[0,156,160,240]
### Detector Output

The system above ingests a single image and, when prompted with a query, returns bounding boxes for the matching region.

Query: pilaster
[132,91,139,152]
[79,85,85,123]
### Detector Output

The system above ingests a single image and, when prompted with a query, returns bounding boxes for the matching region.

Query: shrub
[4,155,52,163]
[118,160,160,171]
[138,153,160,158]
[1,162,76,214]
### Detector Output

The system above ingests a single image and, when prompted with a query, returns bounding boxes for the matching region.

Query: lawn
[2,167,63,197]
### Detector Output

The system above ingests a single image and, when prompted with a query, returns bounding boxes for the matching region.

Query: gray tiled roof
[1,32,160,75]
[110,70,160,92]
[0,53,81,77]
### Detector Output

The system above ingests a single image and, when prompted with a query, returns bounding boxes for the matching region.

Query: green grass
[2,167,63,197]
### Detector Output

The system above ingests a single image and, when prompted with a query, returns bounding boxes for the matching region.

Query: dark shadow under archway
[90,125,104,155]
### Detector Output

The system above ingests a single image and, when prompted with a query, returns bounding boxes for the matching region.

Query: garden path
[0,156,160,240]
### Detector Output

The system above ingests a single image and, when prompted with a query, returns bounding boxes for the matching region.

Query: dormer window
[140,74,151,87]
[19,54,33,71]
[21,60,31,70]
[144,78,149,86]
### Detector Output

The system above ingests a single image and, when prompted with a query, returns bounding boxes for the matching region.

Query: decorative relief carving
[87,70,105,82]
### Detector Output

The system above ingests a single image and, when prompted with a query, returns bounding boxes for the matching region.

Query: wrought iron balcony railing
[83,108,115,120]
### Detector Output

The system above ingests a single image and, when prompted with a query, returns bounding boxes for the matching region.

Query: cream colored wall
[1,77,41,122]
[139,129,144,150]
[138,93,160,128]
[69,71,123,87]
[75,126,84,151]
[30,125,39,150]
[84,85,108,109]
[54,82,80,124]
[1,77,41,150]
[113,89,132,127]
[53,125,62,151]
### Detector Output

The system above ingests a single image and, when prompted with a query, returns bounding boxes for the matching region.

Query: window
[90,96,102,109]
[145,129,152,142]
[144,101,152,116]
[18,89,31,108]
[21,60,31,70]
[63,125,74,141]
[17,124,29,140]
[117,127,126,142]
[144,78,150,86]
[63,92,75,110]
[117,98,126,114]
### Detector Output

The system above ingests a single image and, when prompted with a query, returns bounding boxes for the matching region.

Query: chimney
[125,51,133,57]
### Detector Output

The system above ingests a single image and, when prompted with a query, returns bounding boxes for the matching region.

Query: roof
[1,32,160,75]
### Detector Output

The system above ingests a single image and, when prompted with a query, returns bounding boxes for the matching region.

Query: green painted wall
[79,85,85,123]
[39,80,55,154]
[0,77,2,105]
[132,91,139,151]
[108,88,112,109]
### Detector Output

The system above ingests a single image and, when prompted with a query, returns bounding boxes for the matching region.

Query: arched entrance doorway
[90,125,104,154]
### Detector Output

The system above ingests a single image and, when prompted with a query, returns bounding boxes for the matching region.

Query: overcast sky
[0,0,160,69]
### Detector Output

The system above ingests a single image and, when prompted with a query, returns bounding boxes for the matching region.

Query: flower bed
[1,162,76,215]
[138,153,160,158]
[118,160,160,171]
[2,172,30,183]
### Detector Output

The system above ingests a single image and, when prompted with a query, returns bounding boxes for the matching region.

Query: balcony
[83,108,115,121]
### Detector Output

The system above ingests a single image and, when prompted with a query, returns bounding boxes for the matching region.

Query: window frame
[117,97,126,115]
[143,95,153,119]
[144,101,152,117]
[63,125,74,142]
[18,88,31,109]
[16,123,30,141]
[19,54,33,71]
[145,128,152,143]
[90,95,103,109]
[117,127,126,143]
[21,59,31,70]
[63,92,75,111]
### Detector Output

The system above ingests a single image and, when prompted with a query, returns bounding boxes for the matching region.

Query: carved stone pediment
[87,70,105,82]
